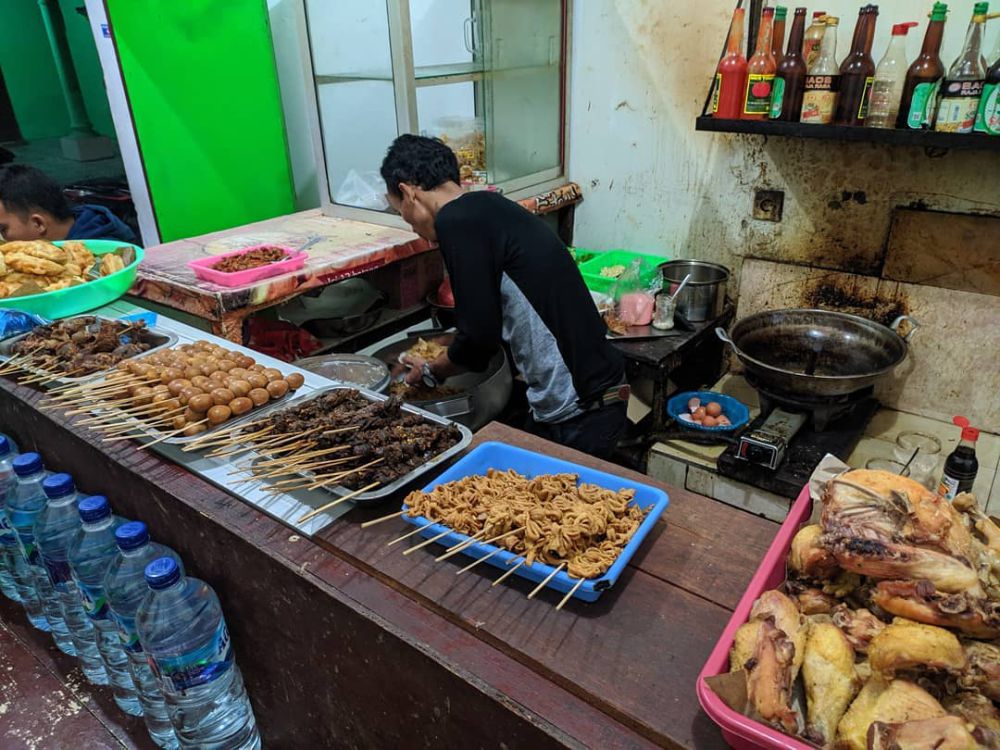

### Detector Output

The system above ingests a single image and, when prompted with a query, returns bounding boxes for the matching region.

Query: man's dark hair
[380,134,460,198]
[0,165,73,220]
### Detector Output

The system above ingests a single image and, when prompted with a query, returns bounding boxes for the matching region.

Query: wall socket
[753,189,784,222]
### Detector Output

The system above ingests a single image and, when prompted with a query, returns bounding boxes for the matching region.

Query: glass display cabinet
[298,0,568,226]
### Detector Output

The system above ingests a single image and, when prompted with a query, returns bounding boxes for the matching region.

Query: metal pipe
[37,0,95,136]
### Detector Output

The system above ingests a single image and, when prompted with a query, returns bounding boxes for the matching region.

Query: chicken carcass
[867,618,966,680]
[801,621,859,746]
[868,715,982,750]
[872,580,1000,640]
[836,679,946,750]
[958,641,1000,702]
[831,605,886,653]
[826,536,981,595]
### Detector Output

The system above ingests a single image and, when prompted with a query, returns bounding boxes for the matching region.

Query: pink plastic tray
[187,244,306,287]
[696,484,814,750]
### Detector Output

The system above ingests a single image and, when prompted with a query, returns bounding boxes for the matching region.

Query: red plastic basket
[696,484,814,750]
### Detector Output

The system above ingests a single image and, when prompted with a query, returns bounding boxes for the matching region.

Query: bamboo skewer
[435,526,524,563]
[492,558,526,586]
[136,419,210,450]
[556,577,587,610]
[264,456,380,494]
[361,510,406,528]
[528,563,566,599]
[435,530,487,561]
[387,523,431,547]
[401,527,453,556]
[297,481,380,523]
[455,546,504,575]
[182,417,277,451]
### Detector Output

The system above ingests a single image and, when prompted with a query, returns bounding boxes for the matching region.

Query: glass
[893,431,941,486]
[652,294,676,330]
[866,458,909,475]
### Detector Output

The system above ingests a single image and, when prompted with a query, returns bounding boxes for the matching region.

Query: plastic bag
[0,309,48,340]
[335,170,389,211]
[612,260,656,326]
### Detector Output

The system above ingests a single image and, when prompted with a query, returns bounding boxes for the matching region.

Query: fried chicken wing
[802,621,859,745]
[790,523,840,580]
[746,618,801,735]
[868,715,982,750]
[836,679,946,750]
[831,605,886,653]
[867,618,966,679]
[872,580,1000,640]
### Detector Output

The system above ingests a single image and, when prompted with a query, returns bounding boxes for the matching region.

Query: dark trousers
[528,403,627,459]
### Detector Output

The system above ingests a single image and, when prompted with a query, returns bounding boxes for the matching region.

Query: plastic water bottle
[138,558,260,749]
[68,495,142,716]
[36,474,109,686]
[105,522,182,749]
[0,436,23,602]
[8,453,76,654]
[0,432,19,454]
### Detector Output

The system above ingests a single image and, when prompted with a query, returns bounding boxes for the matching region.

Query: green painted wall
[106,0,296,242]
[60,0,115,137]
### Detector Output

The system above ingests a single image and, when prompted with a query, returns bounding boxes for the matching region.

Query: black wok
[716,308,918,398]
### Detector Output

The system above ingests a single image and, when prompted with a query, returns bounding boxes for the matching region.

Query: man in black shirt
[381,135,627,458]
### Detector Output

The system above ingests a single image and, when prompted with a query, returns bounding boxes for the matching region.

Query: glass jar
[892,431,941,487]
[652,293,676,330]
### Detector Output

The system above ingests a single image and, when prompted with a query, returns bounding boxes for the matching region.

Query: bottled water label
[150,622,233,692]
[77,581,110,620]
[0,513,15,545]
[110,610,143,654]
[41,557,73,586]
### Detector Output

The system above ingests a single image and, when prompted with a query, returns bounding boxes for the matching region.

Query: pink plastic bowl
[696,485,814,750]
[187,244,306,288]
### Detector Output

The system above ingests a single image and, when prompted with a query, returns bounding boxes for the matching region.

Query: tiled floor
[0,597,155,750]
[1,138,125,185]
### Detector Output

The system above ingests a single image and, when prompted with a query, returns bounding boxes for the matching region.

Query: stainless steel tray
[238,385,473,505]
[0,316,177,387]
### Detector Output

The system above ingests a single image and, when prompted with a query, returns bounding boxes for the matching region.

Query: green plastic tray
[567,247,607,267]
[578,249,668,295]
[0,240,144,320]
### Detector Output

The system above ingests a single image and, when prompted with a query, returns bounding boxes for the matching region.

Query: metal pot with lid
[658,260,729,322]
[716,308,919,399]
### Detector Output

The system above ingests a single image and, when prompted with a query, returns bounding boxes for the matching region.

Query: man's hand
[399,354,427,386]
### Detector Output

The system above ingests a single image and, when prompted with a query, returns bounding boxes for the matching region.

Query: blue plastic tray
[401,441,670,602]
[666,390,750,433]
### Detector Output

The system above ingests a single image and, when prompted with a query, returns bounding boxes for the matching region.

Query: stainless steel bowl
[658,260,729,322]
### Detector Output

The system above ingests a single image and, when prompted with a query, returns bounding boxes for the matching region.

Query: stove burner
[744,372,875,431]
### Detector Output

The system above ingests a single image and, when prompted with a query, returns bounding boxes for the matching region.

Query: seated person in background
[0,165,137,244]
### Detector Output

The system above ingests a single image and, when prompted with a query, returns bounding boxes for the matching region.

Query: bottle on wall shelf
[771,6,788,69]
[743,6,777,120]
[974,36,1000,134]
[770,7,809,121]
[866,22,919,128]
[937,416,979,500]
[803,10,828,68]
[801,16,840,124]
[899,3,948,129]
[934,2,989,133]
[712,6,748,119]
[834,5,878,125]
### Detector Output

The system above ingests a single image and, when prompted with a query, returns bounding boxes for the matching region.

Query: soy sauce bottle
[937,416,980,500]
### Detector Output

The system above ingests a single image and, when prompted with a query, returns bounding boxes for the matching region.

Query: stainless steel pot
[370,334,512,430]
[658,260,729,321]
[716,308,919,398]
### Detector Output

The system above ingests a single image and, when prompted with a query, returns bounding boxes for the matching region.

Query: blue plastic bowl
[667,390,750,433]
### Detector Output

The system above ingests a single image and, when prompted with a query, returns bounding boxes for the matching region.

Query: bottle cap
[0,436,10,458]
[145,557,181,590]
[813,10,827,19]
[42,473,75,500]
[78,495,111,523]
[774,6,788,20]
[826,15,839,25]
[930,2,948,21]
[115,521,150,551]
[892,22,919,34]
[12,452,42,477]
[762,6,774,17]
[973,2,988,16]
[953,416,980,443]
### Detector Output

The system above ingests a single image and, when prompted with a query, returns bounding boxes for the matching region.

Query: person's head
[0,165,75,241]
[380,135,462,241]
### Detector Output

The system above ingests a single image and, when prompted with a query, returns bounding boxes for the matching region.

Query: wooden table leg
[212,313,247,344]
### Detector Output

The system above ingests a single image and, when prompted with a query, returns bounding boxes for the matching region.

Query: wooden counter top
[0,377,777,748]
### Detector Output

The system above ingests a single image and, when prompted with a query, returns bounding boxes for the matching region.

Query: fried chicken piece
[750,589,807,680]
[872,580,1000,640]
[729,620,762,672]
[789,524,840,580]
[944,692,1000,734]
[953,493,1000,554]
[868,618,966,679]
[746,618,801,735]
[790,584,841,615]
[5,251,65,276]
[1,240,67,264]
[831,605,886,653]
[100,253,125,276]
[836,680,946,750]
[826,536,981,595]
[868,715,982,750]
[959,641,1000,702]
[802,621,859,746]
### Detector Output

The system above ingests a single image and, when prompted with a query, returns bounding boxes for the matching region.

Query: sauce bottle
[934,2,989,133]
[771,7,788,69]
[770,8,808,121]
[712,6,748,119]
[803,11,828,68]
[835,5,879,125]
[898,3,948,129]
[743,7,776,120]
[937,416,980,500]
[974,37,1000,134]
[801,16,840,124]
[866,22,919,128]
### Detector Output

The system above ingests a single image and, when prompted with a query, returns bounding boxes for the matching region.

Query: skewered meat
[831,605,886,653]
[802,621,859,746]
[789,524,840,580]
[8,317,154,376]
[868,715,983,750]
[871,580,1000,639]
[867,618,966,680]
[836,680,946,750]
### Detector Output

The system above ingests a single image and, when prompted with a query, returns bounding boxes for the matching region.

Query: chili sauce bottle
[899,3,948,129]
[937,416,980,500]
[974,39,1000,134]
[770,8,808,121]
[934,2,988,133]
[835,5,879,125]
[742,7,776,119]
[803,11,828,68]
[866,22,919,128]
[712,6,748,119]
[771,7,788,68]
[801,16,840,124]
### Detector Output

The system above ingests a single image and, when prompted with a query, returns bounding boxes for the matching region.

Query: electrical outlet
[753,189,784,222]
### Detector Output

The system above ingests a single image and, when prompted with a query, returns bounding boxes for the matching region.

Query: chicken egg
[266,379,289,399]
[228,397,253,415]
[211,388,235,406]
[706,402,723,418]
[207,405,232,424]
[248,388,270,407]
[285,372,305,390]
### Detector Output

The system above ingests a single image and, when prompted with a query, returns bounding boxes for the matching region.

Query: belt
[579,383,631,412]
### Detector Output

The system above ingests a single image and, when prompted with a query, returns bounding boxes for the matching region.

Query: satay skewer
[296,481,380,523]
[556,578,586,610]
[401,527,453,556]
[387,523,431,547]
[492,558,526,586]
[436,527,524,563]
[135,419,210,450]
[361,510,406,528]
[527,562,566,599]
[455,546,504,575]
